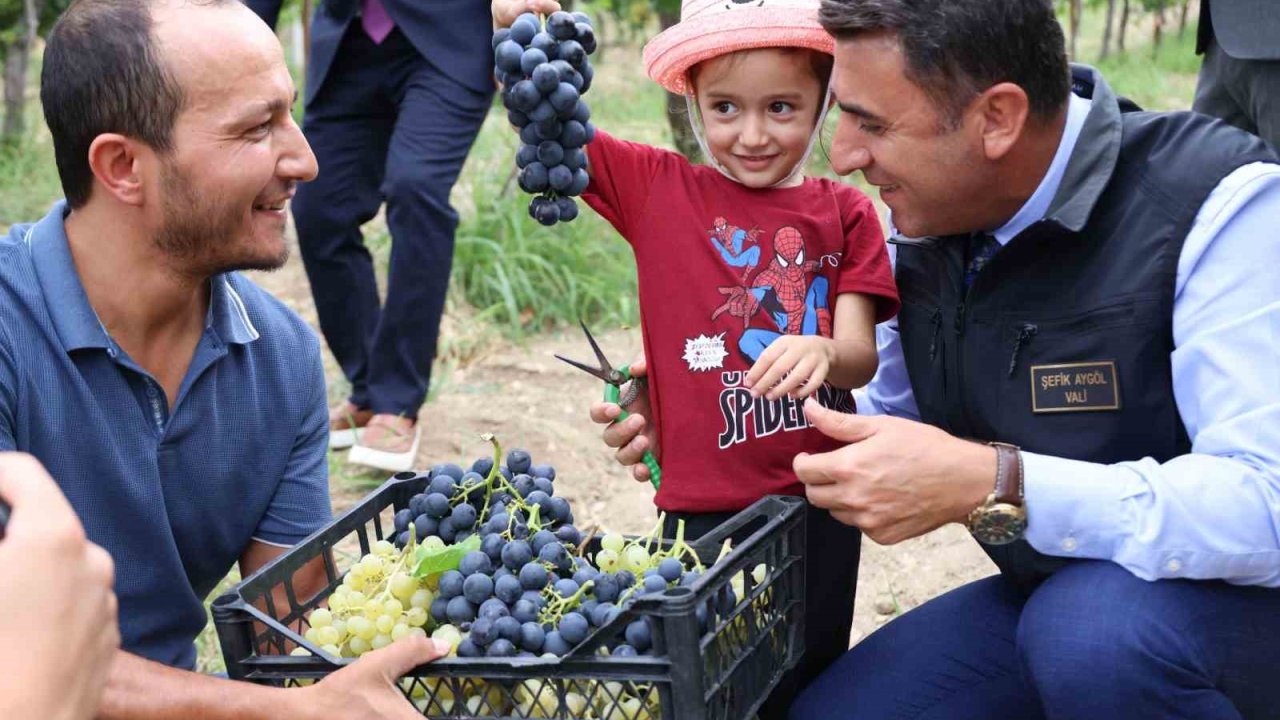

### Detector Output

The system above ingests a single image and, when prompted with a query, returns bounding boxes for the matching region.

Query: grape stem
[539,579,595,625]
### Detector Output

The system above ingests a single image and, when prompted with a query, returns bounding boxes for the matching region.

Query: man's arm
[97,542,332,720]
[99,633,450,720]
[1022,163,1280,585]
[99,654,309,720]
[852,242,922,420]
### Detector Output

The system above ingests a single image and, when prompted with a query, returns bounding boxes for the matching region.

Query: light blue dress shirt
[857,93,1280,587]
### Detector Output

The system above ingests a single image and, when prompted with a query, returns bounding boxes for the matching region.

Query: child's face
[694,49,826,188]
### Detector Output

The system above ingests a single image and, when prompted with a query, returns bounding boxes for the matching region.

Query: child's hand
[745,336,835,400]
[588,359,661,484]
[492,0,562,29]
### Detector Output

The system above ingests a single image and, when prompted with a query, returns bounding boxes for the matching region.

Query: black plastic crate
[213,471,807,719]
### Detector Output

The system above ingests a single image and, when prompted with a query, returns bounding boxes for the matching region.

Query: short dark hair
[41,0,225,209]
[819,0,1070,126]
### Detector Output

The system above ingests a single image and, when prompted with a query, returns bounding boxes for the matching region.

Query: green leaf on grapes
[411,534,482,578]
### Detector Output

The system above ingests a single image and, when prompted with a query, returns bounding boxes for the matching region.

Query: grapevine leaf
[412,534,482,578]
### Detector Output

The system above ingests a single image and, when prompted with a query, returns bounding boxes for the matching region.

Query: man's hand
[744,335,834,400]
[492,0,562,29]
[588,359,660,484]
[293,636,452,719]
[0,452,119,720]
[793,400,996,544]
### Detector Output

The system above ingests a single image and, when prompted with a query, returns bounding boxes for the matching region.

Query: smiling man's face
[827,31,995,238]
[146,1,317,275]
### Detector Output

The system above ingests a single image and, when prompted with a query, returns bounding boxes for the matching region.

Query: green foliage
[450,170,637,338]
[0,0,71,45]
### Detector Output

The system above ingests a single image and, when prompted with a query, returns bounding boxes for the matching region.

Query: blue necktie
[964,233,1000,289]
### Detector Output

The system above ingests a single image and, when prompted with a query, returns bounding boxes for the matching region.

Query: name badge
[1030,361,1120,413]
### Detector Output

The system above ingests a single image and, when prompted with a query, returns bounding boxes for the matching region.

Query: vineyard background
[0,0,1208,673]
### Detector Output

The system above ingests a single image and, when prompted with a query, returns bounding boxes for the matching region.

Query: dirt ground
[248,238,996,647]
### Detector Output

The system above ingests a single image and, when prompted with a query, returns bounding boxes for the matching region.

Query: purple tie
[361,0,395,44]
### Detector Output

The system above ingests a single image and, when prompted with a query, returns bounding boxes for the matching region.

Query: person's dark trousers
[1195,37,1280,149]
[789,560,1280,720]
[664,503,861,720]
[291,24,492,417]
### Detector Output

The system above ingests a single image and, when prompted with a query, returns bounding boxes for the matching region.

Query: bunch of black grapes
[493,11,597,226]
[388,448,739,661]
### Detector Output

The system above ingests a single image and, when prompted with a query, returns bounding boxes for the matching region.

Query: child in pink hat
[493,1,899,712]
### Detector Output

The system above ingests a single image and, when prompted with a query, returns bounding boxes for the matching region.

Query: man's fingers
[793,451,838,487]
[803,398,879,443]
[830,509,860,528]
[0,452,80,538]
[85,542,116,588]
[363,636,451,681]
[802,478,843,508]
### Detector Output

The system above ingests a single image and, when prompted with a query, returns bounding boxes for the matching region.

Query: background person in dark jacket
[1194,0,1280,147]
[244,0,499,471]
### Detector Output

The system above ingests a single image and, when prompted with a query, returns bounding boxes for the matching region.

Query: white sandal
[347,422,421,472]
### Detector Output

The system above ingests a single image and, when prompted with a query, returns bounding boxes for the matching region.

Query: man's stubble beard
[155,162,290,278]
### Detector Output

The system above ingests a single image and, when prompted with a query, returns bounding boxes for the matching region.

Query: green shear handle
[556,322,662,490]
[603,366,662,490]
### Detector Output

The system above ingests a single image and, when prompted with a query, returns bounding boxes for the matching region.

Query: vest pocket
[996,298,1164,440]
[899,299,951,425]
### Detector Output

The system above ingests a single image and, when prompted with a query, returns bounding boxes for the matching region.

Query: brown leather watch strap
[989,442,1023,506]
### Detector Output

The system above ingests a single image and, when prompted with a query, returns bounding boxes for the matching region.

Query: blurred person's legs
[291,25,394,447]
[1195,37,1280,149]
[292,26,491,467]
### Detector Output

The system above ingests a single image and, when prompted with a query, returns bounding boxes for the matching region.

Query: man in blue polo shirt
[0,0,447,717]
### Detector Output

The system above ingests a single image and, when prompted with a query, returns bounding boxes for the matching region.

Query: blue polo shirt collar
[28,201,260,354]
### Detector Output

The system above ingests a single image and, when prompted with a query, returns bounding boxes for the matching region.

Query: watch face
[971,504,1027,546]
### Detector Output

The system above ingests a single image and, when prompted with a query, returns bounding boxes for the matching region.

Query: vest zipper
[1008,323,1039,377]
[953,301,967,433]
[928,308,942,361]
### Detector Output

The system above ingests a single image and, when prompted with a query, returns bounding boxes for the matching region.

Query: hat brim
[642,8,835,95]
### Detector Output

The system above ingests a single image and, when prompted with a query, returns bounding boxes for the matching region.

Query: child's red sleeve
[581,130,674,241]
[834,186,901,323]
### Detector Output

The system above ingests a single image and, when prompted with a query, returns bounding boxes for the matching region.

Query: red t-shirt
[583,130,899,513]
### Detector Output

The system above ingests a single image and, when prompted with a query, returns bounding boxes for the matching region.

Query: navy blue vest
[894,67,1278,592]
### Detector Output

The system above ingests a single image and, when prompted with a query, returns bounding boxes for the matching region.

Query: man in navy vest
[595,0,1280,717]
[243,0,496,470]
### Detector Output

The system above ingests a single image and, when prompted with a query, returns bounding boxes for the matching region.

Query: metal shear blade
[555,321,624,386]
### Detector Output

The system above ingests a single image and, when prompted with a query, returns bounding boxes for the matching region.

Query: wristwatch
[966,441,1027,545]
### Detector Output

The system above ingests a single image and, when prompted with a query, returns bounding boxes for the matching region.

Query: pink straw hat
[643,0,835,95]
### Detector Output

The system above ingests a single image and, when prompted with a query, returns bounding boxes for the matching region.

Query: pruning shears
[556,322,662,490]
